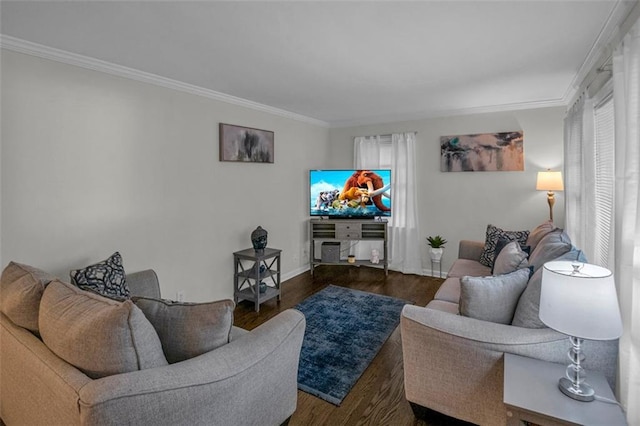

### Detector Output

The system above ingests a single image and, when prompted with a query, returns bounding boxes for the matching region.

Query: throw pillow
[527,229,573,272]
[493,241,529,276]
[494,236,530,258]
[39,280,168,379]
[133,297,235,363]
[0,262,57,333]
[526,220,555,253]
[479,224,530,268]
[512,247,588,328]
[460,268,530,325]
[70,252,130,299]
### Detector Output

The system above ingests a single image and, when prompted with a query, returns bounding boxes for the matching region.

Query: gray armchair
[0,267,305,426]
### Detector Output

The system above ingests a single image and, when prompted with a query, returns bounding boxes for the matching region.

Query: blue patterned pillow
[70,252,130,299]
[479,224,530,268]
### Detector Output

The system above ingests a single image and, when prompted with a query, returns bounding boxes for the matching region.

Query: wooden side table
[504,353,626,426]
[233,247,282,312]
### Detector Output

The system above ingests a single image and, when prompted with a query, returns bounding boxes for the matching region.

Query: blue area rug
[295,285,410,405]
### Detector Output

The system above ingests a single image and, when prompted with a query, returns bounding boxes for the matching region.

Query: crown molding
[0,34,572,130]
[0,35,330,128]
[329,98,567,129]
[4,0,634,133]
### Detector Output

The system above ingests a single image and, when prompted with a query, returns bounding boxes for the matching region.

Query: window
[592,88,615,267]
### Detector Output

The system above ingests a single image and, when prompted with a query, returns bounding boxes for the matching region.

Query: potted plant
[427,235,447,262]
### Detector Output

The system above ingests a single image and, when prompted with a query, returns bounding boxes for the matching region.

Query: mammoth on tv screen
[310,169,392,218]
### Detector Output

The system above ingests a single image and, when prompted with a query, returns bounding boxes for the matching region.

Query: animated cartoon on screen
[310,170,391,217]
[339,170,391,212]
[315,189,339,211]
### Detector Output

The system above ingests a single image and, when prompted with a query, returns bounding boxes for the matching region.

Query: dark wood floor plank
[233,265,445,426]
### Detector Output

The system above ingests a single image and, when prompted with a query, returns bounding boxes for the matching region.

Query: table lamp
[539,261,623,402]
[536,170,564,222]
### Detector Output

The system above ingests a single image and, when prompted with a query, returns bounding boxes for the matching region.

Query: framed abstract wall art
[440,131,524,172]
[219,123,274,163]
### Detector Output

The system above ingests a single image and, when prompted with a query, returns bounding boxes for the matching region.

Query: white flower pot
[429,247,444,262]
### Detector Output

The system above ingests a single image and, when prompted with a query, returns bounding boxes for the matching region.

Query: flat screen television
[310,169,392,218]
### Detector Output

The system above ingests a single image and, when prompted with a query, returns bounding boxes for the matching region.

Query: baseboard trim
[281,265,310,282]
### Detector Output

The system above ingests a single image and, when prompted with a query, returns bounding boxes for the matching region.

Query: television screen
[310,169,392,218]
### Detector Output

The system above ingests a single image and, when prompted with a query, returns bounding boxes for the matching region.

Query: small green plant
[427,235,447,248]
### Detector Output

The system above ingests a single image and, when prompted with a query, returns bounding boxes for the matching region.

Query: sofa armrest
[458,240,485,261]
[78,309,306,426]
[400,305,618,426]
[126,269,161,299]
[1,313,93,425]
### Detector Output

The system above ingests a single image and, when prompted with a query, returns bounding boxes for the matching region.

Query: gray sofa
[0,263,305,426]
[401,222,619,426]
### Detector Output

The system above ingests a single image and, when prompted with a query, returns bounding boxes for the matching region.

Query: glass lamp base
[558,377,595,402]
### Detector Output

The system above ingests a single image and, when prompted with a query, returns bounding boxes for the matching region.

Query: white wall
[1,50,329,302]
[328,107,566,274]
[1,48,567,293]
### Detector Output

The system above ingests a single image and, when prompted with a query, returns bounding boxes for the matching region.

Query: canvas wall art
[219,123,274,163]
[440,131,524,172]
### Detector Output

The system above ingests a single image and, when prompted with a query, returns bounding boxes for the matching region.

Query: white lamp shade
[539,261,623,340]
[536,171,564,191]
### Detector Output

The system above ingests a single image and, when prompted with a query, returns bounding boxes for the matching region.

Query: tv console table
[310,218,388,275]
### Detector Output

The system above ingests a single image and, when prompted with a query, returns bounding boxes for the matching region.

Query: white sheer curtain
[354,132,422,274]
[564,94,596,259]
[612,17,640,424]
[564,94,588,250]
[353,136,384,262]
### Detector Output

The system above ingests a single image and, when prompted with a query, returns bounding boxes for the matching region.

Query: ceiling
[1,1,637,127]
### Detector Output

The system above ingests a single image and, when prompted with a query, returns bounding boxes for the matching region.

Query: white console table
[309,218,388,275]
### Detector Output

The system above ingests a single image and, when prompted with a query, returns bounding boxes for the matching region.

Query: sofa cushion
[0,262,57,333]
[70,252,130,300]
[460,268,530,324]
[133,297,235,363]
[526,220,555,253]
[512,247,588,328]
[528,229,572,272]
[39,280,168,379]
[479,224,530,268]
[447,259,491,278]
[493,241,529,276]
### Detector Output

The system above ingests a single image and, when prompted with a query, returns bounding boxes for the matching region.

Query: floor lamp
[536,170,564,222]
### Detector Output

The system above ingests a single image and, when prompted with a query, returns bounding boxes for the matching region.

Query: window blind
[592,93,615,267]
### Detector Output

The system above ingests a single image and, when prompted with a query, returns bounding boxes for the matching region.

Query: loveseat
[0,262,306,426]
[401,222,619,426]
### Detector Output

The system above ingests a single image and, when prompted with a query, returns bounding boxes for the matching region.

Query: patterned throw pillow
[70,252,130,299]
[479,224,530,268]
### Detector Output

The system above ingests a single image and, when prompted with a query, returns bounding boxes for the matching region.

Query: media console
[309,218,388,275]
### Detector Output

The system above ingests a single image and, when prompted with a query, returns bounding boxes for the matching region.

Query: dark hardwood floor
[233,265,464,426]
